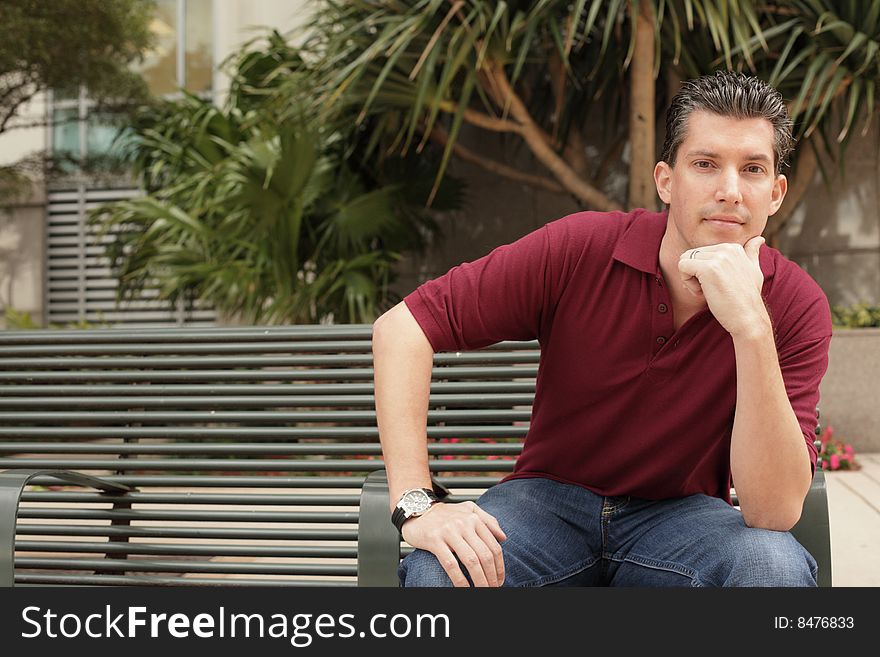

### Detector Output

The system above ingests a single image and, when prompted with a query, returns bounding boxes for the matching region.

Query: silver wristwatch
[391,487,441,534]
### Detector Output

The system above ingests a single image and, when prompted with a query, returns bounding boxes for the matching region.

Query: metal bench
[0,325,831,587]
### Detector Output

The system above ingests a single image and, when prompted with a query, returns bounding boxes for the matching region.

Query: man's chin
[699,221,755,247]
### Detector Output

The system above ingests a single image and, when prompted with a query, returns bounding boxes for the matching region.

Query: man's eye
[694,161,712,169]
[746,165,764,174]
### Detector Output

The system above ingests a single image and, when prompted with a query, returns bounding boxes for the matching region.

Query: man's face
[653,110,787,252]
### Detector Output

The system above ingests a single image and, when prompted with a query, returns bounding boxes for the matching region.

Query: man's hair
[660,71,794,175]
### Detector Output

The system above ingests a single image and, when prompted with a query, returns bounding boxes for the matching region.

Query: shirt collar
[612,209,668,275]
[611,207,777,281]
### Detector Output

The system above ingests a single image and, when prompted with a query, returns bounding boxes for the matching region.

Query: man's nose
[714,168,742,204]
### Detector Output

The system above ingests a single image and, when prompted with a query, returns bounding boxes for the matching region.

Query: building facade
[0,0,309,328]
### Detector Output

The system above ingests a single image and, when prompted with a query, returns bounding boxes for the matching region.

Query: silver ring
[690,250,700,259]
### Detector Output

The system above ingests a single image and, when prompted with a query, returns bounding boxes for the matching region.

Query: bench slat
[1,325,829,588]
[1,458,514,472]
[15,541,359,558]
[15,574,356,587]
[0,365,537,382]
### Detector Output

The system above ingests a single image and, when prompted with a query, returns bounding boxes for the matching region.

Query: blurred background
[0,2,878,472]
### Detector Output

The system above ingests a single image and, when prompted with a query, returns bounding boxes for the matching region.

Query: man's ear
[768,173,788,216]
[654,161,672,205]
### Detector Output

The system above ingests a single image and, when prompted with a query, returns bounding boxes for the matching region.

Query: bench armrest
[357,470,401,586]
[0,469,134,588]
[358,469,833,588]
[790,469,832,588]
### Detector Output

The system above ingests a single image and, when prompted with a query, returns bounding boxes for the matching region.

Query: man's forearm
[729,313,812,531]
[372,303,436,512]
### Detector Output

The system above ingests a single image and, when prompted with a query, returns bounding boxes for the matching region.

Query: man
[371,71,831,587]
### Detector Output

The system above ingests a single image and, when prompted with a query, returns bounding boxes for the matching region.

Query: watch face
[401,489,431,514]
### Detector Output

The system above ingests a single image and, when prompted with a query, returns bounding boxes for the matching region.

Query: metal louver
[45,186,216,327]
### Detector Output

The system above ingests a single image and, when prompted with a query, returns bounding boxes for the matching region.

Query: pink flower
[844,444,854,455]
[821,425,834,445]
[830,454,840,470]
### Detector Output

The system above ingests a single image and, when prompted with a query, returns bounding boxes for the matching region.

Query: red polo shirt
[403,209,832,503]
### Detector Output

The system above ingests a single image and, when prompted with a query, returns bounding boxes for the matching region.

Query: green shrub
[831,303,880,328]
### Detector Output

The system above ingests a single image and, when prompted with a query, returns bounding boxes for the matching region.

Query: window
[50,0,215,162]
[45,0,216,327]
[135,0,214,97]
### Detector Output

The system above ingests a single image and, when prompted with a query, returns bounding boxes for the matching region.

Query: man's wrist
[729,307,773,343]
[391,487,443,534]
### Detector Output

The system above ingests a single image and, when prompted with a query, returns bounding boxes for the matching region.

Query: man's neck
[658,223,708,315]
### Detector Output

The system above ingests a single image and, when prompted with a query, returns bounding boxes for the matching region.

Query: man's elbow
[372,304,398,342]
[741,504,803,532]
[373,301,431,349]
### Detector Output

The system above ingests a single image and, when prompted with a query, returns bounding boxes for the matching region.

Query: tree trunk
[765,139,818,249]
[628,0,657,210]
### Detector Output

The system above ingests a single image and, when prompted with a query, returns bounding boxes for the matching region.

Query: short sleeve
[403,224,553,352]
[774,271,832,477]
[778,334,831,477]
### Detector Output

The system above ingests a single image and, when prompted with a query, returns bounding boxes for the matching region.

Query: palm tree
[91,34,462,324]
[290,0,880,246]
[734,1,880,242]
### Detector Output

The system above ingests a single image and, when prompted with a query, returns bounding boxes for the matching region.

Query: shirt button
[658,303,668,313]
[656,336,667,345]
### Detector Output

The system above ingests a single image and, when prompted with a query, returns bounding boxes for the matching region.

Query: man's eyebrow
[685,149,771,163]
[686,150,720,159]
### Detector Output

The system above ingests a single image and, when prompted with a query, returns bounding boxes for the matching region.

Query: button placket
[650,276,674,359]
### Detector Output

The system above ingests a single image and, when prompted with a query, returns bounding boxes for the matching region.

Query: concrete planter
[819,328,880,452]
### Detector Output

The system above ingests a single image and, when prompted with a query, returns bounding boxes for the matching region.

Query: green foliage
[298,0,765,203]
[90,32,463,324]
[2,307,40,330]
[817,424,859,471]
[2,307,112,330]
[0,0,154,132]
[0,0,154,204]
[0,165,31,201]
[830,303,880,328]
[733,1,880,148]
[289,1,880,206]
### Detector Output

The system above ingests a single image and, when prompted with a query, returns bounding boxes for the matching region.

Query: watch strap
[390,487,443,535]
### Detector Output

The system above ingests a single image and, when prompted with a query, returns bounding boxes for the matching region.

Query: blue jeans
[398,477,818,587]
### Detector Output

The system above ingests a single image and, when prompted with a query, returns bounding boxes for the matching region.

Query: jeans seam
[520,555,602,587]
[611,553,700,584]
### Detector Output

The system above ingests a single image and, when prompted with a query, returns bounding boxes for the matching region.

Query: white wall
[0,1,315,326]
[0,92,49,167]
[213,0,313,105]
[0,1,313,166]
[0,190,46,327]
[0,90,48,327]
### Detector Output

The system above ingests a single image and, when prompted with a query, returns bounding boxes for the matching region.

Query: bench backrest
[0,325,535,586]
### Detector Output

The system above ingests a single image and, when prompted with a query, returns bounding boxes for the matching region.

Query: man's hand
[401,501,507,587]
[677,236,769,338]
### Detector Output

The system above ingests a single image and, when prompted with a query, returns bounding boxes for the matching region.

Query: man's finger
[679,246,717,261]
[433,545,470,588]
[744,235,764,266]
[678,259,705,297]
[682,276,704,297]
[473,520,506,586]
[473,506,507,542]
[461,528,499,587]
[447,534,488,587]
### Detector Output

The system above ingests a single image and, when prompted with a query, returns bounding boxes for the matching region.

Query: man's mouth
[704,215,744,224]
